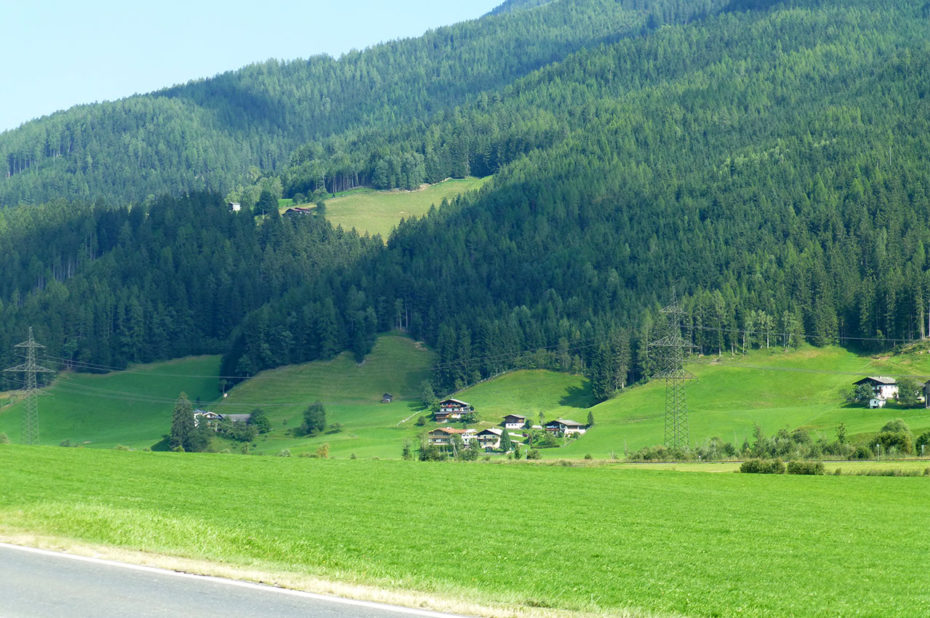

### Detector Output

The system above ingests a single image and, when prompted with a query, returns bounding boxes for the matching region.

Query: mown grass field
[315,176,491,239]
[0,356,221,448]
[1,446,928,616]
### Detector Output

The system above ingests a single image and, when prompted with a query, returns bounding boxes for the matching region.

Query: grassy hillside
[214,334,435,457]
[2,446,928,616]
[315,176,491,239]
[564,346,930,458]
[5,339,930,459]
[0,356,221,448]
[453,369,592,424]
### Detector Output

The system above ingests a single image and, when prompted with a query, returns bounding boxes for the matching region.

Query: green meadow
[214,334,435,457]
[560,346,930,458]
[1,446,928,616]
[0,356,221,448]
[3,338,930,459]
[316,176,491,239]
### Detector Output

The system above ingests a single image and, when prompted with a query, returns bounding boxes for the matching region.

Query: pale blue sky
[0,1,503,133]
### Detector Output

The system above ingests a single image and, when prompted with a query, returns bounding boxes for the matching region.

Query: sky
[0,0,504,133]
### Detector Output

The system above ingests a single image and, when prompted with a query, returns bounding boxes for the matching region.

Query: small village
[425,397,589,454]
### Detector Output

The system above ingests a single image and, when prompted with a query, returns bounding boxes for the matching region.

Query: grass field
[562,345,930,458]
[0,356,221,448]
[214,334,435,457]
[314,176,491,238]
[1,446,928,616]
[4,340,930,460]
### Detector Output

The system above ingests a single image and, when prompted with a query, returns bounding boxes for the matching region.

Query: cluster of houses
[427,399,588,452]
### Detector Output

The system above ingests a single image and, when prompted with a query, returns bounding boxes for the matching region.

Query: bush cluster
[739,459,786,474]
[786,461,825,475]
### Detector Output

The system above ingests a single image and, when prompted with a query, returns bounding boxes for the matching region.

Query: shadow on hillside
[560,383,595,409]
[150,436,171,452]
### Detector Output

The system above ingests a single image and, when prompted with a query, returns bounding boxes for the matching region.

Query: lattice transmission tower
[4,327,54,444]
[649,302,695,451]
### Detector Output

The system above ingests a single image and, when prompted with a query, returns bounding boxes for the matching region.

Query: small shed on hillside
[381,393,394,404]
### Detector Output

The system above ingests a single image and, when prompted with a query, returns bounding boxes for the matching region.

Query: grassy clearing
[1,446,928,616]
[215,334,434,457]
[565,345,930,458]
[316,177,491,238]
[0,356,221,448]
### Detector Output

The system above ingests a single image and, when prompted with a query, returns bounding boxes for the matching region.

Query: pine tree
[499,427,513,453]
[170,392,194,451]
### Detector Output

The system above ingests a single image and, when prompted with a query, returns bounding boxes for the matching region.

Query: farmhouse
[435,398,474,423]
[853,376,898,402]
[192,410,251,429]
[503,414,526,429]
[477,428,503,450]
[381,393,393,404]
[545,418,587,436]
[223,413,252,424]
[427,427,476,447]
[284,206,314,216]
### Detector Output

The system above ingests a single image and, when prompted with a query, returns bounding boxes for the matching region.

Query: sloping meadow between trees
[1,445,928,617]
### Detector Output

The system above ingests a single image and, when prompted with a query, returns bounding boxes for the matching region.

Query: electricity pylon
[649,303,695,451]
[4,327,54,444]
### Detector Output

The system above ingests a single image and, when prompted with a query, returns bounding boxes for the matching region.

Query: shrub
[526,449,541,460]
[276,449,291,457]
[786,461,825,475]
[0,433,9,444]
[915,431,930,454]
[247,408,271,434]
[584,453,593,460]
[849,445,873,460]
[876,431,913,455]
[740,459,786,474]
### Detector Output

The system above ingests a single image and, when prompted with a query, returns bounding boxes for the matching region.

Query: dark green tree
[299,401,327,436]
[499,428,513,453]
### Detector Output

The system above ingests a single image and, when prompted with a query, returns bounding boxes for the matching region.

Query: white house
[435,398,474,423]
[545,418,587,436]
[854,376,898,401]
[477,428,503,450]
[502,414,526,429]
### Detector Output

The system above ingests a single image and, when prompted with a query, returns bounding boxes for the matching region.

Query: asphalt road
[0,543,465,617]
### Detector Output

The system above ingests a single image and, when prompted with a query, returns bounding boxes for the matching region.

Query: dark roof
[853,376,897,385]
[504,414,526,420]
[440,398,471,406]
[546,418,585,428]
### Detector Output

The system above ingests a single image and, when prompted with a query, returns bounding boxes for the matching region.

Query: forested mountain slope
[3,0,930,403]
[0,0,698,207]
[224,0,930,393]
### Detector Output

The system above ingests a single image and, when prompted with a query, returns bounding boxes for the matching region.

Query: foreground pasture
[1,446,927,616]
